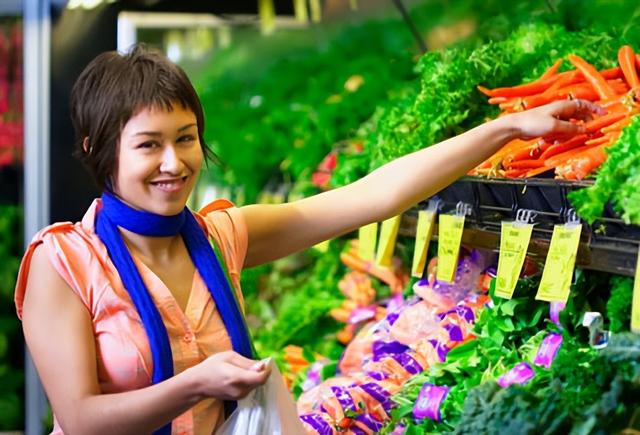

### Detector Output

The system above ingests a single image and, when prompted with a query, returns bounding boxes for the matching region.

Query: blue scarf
[96,191,253,434]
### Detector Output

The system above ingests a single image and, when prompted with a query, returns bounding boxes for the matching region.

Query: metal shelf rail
[400,177,640,276]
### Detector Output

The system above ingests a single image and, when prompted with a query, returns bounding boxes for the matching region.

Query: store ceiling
[71,0,296,15]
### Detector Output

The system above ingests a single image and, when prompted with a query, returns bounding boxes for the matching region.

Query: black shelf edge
[405,177,640,277]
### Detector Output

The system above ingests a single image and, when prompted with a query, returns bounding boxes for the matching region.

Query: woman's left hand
[504,98,605,140]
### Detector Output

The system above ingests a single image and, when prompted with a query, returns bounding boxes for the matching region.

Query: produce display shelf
[401,177,640,276]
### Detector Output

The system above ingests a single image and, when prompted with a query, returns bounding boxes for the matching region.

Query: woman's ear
[82,137,92,154]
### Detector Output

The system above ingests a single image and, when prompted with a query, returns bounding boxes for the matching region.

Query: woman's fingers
[548,99,604,121]
[222,351,262,370]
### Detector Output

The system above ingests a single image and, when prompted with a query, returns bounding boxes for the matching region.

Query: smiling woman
[116,106,203,216]
[13,43,599,435]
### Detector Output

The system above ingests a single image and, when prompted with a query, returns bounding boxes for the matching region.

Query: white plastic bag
[216,359,306,435]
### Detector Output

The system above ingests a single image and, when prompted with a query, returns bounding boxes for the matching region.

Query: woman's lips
[150,176,188,193]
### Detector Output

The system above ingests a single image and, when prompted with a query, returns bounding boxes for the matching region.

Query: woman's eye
[178,135,196,143]
[138,141,158,149]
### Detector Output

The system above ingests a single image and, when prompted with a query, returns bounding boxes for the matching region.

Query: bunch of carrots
[470,45,640,179]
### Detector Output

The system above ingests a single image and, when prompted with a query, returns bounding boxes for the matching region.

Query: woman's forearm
[347,116,517,220]
[242,117,516,266]
[63,368,203,435]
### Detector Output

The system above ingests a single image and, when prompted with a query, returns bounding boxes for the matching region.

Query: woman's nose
[159,144,184,174]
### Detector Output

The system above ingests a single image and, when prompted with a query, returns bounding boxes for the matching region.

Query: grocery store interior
[3,0,640,434]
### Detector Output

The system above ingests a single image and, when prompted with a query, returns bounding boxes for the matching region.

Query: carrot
[544,144,598,167]
[601,116,632,134]
[502,143,544,165]
[478,75,559,98]
[502,169,526,178]
[539,134,588,160]
[568,54,618,101]
[618,45,640,89]
[488,96,508,104]
[340,247,405,292]
[556,144,608,180]
[500,79,628,110]
[585,111,627,133]
[504,159,546,170]
[499,100,523,112]
[539,59,563,80]
[585,135,612,146]
[330,307,351,323]
[600,66,623,80]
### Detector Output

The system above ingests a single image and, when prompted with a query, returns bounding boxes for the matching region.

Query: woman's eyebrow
[177,123,197,132]
[133,123,196,137]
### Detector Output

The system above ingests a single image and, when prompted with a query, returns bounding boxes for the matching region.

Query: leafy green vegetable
[606,276,633,333]
[0,204,23,430]
[569,116,640,224]
[251,240,346,357]
[369,22,623,171]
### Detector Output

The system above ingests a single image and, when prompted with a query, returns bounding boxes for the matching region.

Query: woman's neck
[118,227,182,264]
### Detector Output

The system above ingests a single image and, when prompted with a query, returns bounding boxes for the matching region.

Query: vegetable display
[471,46,639,180]
[194,3,640,434]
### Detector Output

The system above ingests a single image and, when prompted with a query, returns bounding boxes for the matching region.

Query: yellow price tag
[293,0,309,22]
[631,246,640,333]
[411,210,436,278]
[494,222,533,299]
[376,215,402,268]
[358,222,378,262]
[436,214,465,283]
[312,239,331,253]
[309,0,322,22]
[535,224,582,302]
[258,0,275,35]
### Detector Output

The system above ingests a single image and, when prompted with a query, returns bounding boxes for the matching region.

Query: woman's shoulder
[15,216,108,320]
[196,198,248,278]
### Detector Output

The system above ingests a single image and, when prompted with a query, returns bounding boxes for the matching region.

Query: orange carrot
[539,134,589,160]
[502,143,544,165]
[601,116,632,134]
[618,45,640,89]
[585,111,627,133]
[488,96,508,104]
[544,144,598,167]
[556,144,608,180]
[504,159,546,170]
[478,75,559,98]
[568,54,618,101]
[539,59,563,79]
[585,135,612,146]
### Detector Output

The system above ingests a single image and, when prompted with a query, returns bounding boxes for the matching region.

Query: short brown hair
[70,44,214,190]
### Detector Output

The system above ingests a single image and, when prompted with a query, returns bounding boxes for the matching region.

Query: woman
[15,45,597,434]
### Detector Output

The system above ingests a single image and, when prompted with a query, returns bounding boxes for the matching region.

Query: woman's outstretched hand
[505,98,605,140]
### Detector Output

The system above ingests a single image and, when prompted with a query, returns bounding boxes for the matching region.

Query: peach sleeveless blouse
[15,198,248,435]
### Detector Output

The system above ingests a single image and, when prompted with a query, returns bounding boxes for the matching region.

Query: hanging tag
[376,215,402,267]
[494,210,535,299]
[411,202,438,278]
[258,0,276,35]
[631,245,640,333]
[582,312,610,349]
[293,0,309,23]
[535,214,582,303]
[309,0,322,23]
[312,239,331,253]
[358,222,378,262]
[436,204,468,283]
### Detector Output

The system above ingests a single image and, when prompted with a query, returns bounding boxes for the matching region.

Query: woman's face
[113,104,203,216]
